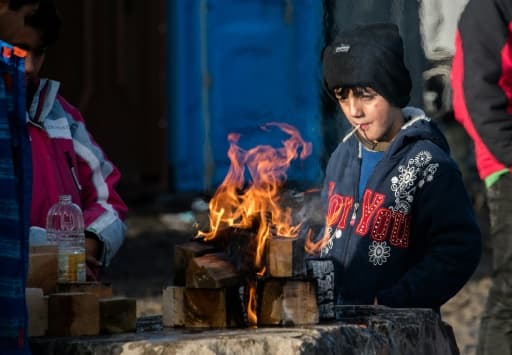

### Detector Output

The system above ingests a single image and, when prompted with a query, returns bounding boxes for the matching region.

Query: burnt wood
[306,258,335,320]
[266,237,306,278]
[174,241,218,286]
[258,279,319,326]
[186,253,241,288]
[184,287,245,328]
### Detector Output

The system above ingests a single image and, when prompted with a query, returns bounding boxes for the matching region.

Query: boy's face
[335,87,403,143]
[11,25,45,81]
[0,2,38,43]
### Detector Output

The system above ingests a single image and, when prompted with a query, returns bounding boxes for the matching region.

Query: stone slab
[30,306,459,355]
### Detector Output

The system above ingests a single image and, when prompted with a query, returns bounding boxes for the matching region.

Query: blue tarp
[169,0,324,192]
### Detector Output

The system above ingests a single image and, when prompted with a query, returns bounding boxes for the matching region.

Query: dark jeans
[477,173,512,355]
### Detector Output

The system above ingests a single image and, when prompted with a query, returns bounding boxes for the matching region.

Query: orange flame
[304,222,332,255]
[197,122,312,325]
[247,281,258,325]
[198,122,312,270]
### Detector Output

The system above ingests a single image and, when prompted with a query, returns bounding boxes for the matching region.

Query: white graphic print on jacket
[368,150,438,265]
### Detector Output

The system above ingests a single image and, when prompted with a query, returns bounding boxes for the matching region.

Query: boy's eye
[361,94,376,101]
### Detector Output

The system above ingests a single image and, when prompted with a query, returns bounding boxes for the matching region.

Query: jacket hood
[371,106,451,158]
[396,107,450,154]
[28,79,61,124]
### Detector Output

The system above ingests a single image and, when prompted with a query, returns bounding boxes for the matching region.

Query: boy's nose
[348,98,363,118]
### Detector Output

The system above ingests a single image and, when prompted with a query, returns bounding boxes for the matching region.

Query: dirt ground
[103,193,491,355]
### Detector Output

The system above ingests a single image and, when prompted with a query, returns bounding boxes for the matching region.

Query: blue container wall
[168,0,324,192]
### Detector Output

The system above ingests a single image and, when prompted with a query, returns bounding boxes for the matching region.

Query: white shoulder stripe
[44,117,72,139]
[72,140,117,215]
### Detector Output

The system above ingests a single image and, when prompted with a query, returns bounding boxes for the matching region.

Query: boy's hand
[85,233,103,281]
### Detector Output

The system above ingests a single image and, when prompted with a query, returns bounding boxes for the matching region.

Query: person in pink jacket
[12,0,128,280]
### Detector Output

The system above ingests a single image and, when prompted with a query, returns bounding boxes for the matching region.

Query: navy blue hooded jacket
[318,107,482,310]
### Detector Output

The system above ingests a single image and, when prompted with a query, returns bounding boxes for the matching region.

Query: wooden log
[266,237,306,277]
[306,258,335,320]
[259,279,319,326]
[56,282,113,299]
[26,288,47,337]
[223,228,258,274]
[99,297,137,334]
[27,246,58,294]
[184,287,244,328]
[162,286,185,327]
[184,288,226,328]
[174,241,218,286]
[186,253,240,288]
[47,292,99,336]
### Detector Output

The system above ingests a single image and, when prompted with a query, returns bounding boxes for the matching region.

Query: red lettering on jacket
[371,208,392,241]
[356,189,385,235]
[327,193,354,228]
[389,211,411,248]
[335,196,354,229]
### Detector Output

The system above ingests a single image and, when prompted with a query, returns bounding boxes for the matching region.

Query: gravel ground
[104,196,491,355]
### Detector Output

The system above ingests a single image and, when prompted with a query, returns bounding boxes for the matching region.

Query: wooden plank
[30,245,58,254]
[184,287,244,328]
[162,286,185,327]
[47,292,99,336]
[26,288,47,337]
[27,250,58,294]
[259,279,319,326]
[184,288,227,328]
[99,297,137,334]
[56,282,113,299]
[186,253,240,288]
[266,237,306,278]
[174,241,218,286]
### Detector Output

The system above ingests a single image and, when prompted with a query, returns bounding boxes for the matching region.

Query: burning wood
[266,236,306,278]
[184,288,245,328]
[174,241,218,286]
[259,279,319,326]
[165,122,329,328]
[186,253,241,288]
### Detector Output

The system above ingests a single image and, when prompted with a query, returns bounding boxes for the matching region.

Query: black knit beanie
[322,23,412,108]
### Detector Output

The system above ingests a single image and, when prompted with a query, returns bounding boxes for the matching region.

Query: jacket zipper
[341,142,362,270]
[65,151,82,191]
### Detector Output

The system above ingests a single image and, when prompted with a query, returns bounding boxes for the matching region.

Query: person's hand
[373,297,378,305]
[85,233,103,281]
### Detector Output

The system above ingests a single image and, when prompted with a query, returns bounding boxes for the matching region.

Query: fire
[197,122,312,324]
[246,281,258,325]
[304,223,331,255]
[198,122,312,270]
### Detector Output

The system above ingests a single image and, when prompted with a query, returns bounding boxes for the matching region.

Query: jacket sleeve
[58,96,128,267]
[452,0,512,166]
[376,160,482,308]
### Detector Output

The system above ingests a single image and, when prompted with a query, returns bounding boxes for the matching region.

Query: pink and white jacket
[28,79,127,266]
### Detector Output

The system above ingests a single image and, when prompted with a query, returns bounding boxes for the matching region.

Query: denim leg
[477,174,512,355]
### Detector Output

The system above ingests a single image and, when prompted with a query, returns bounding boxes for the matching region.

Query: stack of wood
[26,246,137,337]
[163,234,335,328]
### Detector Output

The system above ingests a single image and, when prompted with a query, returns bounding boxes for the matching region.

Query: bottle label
[58,251,86,282]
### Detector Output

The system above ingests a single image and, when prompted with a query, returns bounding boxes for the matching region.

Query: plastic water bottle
[46,195,86,282]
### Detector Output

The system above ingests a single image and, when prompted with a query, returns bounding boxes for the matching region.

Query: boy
[315,23,481,311]
[0,0,40,353]
[10,0,128,280]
